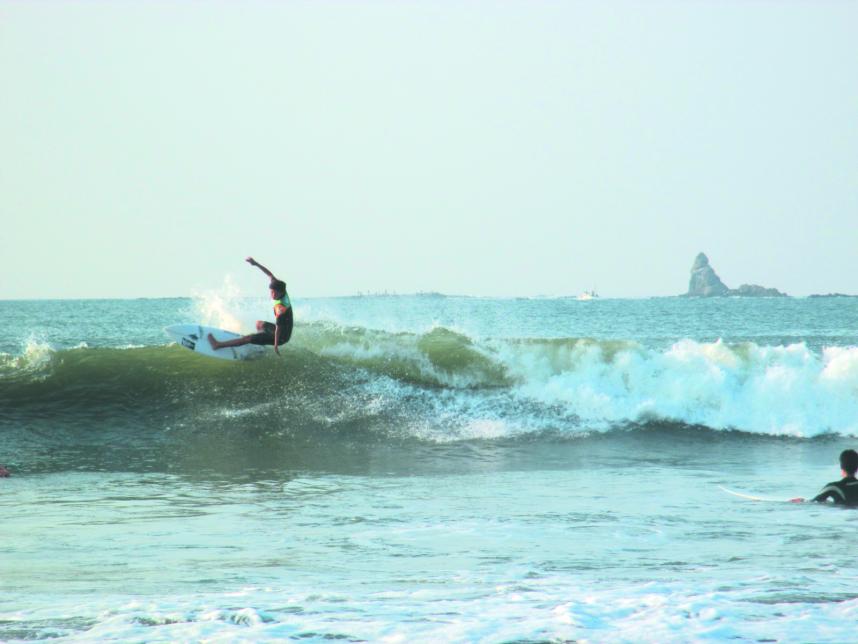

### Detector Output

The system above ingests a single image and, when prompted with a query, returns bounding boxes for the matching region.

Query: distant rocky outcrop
[808,292,856,298]
[687,253,729,296]
[730,284,787,297]
[685,253,787,297]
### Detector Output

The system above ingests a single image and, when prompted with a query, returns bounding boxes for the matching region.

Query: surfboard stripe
[717,486,791,503]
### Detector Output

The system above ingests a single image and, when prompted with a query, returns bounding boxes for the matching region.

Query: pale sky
[2,0,856,299]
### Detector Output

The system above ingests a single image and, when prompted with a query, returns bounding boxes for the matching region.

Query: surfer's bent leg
[208,333,253,350]
[208,321,270,349]
[210,321,282,350]
[247,322,279,346]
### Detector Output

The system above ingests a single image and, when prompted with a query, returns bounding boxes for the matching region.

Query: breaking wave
[3,323,858,438]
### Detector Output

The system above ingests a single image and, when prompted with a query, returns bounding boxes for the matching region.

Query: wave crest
[3,323,858,438]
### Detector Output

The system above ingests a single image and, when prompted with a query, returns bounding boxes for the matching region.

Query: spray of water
[189,275,254,333]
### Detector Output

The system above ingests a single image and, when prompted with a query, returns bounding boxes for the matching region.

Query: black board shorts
[249,309,293,346]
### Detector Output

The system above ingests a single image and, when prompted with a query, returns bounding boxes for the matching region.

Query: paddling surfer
[207,257,293,356]
[790,449,858,505]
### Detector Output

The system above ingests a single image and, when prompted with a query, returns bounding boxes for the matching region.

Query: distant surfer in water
[0,465,10,477]
[790,449,858,505]
[207,257,293,356]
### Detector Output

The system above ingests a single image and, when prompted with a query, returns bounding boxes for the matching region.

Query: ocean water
[3,294,858,642]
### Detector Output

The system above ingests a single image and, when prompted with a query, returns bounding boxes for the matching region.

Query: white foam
[189,275,257,334]
[9,579,858,643]
[501,339,858,436]
[293,321,858,436]
[0,335,54,375]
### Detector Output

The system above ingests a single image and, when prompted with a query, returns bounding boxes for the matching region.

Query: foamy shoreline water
[4,465,858,643]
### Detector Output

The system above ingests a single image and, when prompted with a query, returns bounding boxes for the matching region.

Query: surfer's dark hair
[269,279,286,295]
[840,449,858,476]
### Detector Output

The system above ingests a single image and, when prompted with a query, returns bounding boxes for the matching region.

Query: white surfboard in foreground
[165,324,266,361]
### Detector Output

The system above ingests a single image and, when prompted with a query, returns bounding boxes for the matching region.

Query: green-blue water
[2,295,858,641]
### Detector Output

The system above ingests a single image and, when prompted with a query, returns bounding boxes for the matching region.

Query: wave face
[4,322,858,443]
[301,323,858,436]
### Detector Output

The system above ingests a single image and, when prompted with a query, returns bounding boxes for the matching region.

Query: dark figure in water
[791,449,858,505]
[0,466,10,477]
[208,257,293,356]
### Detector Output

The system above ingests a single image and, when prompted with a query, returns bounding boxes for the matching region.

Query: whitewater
[2,294,858,642]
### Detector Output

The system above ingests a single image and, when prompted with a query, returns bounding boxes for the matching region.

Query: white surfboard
[165,324,267,361]
[718,485,795,503]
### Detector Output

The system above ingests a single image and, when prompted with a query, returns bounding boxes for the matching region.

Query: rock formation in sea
[685,253,787,297]
[730,284,787,297]
[687,253,729,296]
[808,292,856,298]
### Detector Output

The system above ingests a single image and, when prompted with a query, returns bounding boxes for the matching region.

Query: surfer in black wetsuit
[207,257,293,356]
[790,449,858,505]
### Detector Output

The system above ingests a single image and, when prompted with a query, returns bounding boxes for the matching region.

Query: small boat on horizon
[577,290,599,301]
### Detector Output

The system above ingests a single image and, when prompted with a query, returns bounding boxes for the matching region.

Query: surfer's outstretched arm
[792,487,837,503]
[246,257,277,281]
[810,485,843,504]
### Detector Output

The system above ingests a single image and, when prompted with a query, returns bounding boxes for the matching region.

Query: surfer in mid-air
[207,257,293,356]
[790,449,858,505]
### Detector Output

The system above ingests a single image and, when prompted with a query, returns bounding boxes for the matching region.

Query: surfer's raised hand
[247,257,274,278]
